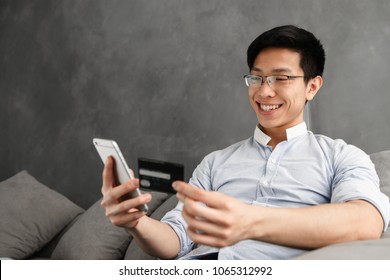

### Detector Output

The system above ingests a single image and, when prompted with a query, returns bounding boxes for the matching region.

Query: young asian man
[100,25,390,260]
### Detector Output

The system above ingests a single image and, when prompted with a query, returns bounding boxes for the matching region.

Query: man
[101,25,390,259]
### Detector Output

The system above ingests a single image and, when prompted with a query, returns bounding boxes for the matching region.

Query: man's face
[248,48,320,132]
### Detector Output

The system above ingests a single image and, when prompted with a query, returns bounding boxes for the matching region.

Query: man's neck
[262,127,287,150]
[260,121,306,149]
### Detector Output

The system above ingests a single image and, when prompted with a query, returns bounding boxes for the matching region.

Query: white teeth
[260,104,280,111]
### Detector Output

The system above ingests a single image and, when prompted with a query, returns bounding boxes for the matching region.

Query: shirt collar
[254,122,308,146]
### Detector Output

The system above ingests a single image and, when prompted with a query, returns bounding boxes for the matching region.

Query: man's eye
[275,76,288,81]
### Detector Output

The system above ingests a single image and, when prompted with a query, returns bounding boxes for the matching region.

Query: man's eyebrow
[272,68,293,74]
[250,67,293,74]
[251,66,262,73]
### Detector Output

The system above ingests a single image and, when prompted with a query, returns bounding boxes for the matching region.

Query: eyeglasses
[243,75,306,89]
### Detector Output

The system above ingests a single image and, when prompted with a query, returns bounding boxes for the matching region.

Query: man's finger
[102,156,115,192]
[172,181,228,209]
[111,180,141,201]
[107,193,152,216]
[180,194,227,225]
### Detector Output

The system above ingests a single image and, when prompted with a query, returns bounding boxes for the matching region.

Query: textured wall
[1,0,390,208]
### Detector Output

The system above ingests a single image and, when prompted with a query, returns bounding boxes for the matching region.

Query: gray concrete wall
[1,0,390,208]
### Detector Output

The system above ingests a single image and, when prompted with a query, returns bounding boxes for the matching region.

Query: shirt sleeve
[160,201,193,259]
[160,154,214,258]
[331,141,390,231]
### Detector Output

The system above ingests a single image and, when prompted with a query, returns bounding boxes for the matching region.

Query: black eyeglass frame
[243,74,306,87]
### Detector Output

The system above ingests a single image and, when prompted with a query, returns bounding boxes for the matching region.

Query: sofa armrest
[293,228,390,260]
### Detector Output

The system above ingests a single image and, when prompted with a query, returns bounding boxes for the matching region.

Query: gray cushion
[0,171,84,259]
[294,228,390,260]
[370,150,390,198]
[51,198,131,259]
[124,194,178,260]
[51,191,171,259]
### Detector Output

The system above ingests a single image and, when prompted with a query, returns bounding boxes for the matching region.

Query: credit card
[138,158,184,193]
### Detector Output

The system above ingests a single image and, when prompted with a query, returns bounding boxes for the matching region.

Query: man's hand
[173,181,385,250]
[172,181,253,248]
[100,156,152,229]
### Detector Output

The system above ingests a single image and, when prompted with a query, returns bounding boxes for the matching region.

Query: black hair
[247,25,325,81]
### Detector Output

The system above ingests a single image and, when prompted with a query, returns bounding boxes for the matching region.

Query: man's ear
[306,76,323,101]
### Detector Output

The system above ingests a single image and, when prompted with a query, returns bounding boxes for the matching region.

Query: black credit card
[138,158,184,193]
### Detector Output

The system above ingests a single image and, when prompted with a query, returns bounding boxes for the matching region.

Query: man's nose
[255,81,276,98]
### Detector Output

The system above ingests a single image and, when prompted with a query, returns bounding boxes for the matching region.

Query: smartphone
[93,138,148,212]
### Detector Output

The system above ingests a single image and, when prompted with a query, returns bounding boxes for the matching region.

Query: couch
[1,150,390,260]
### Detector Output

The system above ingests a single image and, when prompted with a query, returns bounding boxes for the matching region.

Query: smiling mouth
[259,103,282,112]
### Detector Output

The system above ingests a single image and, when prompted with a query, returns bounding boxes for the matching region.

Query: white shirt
[162,122,390,259]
